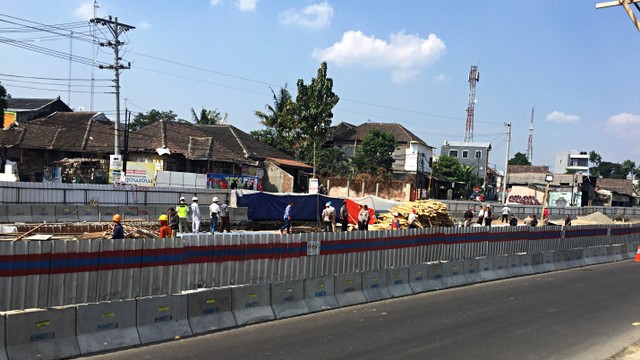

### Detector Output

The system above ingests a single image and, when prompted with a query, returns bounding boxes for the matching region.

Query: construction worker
[209,197,220,233]
[391,212,401,230]
[191,196,201,233]
[158,214,172,238]
[176,197,190,234]
[168,208,179,238]
[112,214,124,239]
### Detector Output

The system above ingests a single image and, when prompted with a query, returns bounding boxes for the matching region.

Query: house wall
[263,161,293,193]
[441,144,490,178]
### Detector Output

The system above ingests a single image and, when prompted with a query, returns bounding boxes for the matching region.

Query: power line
[0,36,110,67]
[0,73,110,81]
[4,84,111,94]
[0,78,112,88]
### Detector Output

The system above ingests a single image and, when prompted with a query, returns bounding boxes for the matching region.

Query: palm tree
[191,107,222,125]
[317,147,350,176]
[458,163,477,197]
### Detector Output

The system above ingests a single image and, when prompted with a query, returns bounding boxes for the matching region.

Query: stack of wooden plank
[370,200,454,230]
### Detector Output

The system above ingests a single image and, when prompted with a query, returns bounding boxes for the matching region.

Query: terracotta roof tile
[266,157,313,169]
[508,165,551,174]
[596,178,637,197]
[196,124,297,160]
[331,122,430,146]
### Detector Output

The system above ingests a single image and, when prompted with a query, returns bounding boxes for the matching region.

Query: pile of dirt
[572,211,614,225]
[370,200,455,230]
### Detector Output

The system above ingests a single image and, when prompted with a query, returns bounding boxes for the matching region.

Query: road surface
[83,260,640,360]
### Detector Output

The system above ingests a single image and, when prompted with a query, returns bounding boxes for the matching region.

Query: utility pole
[526,107,534,163]
[90,16,134,156]
[502,122,512,204]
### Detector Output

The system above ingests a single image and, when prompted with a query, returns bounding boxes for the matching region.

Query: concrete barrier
[478,257,498,282]
[136,294,192,344]
[463,258,483,284]
[408,263,432,293]
[491,255,510,280]
[0,204,8,223]
[592,246,609,264]
[77,205,98,222]
[386,267,412,297]
[54,205,79,222]
[553,250,570,270]
[563,249,585,268]
[0,314,6,360]
[231,284,275,325]
[334,273,367,307]
[187,288,236,334]
[518,253,535,276]
[582,247,598,266]
[76,299,140,355]
[425,262,447,290]
[304,276,339,312]
[31,205,55,223]
[442,260,466,288]
[270,280,309,319]
[5,306,80,360]
[362,270,391,302]
[609,244,625,262]
[507,254,526,277]
[97,206,118,223]
[6,204,31,223]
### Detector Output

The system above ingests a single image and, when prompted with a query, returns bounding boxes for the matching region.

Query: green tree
[191,107,223,125]
[295,62,340,164]
[253,86,300,156]
[317,147,350,176]
[352,128,396,175]
[508,152,531,166]
[589,150,602,166]
[458,163,477,195]
[129,109,180,131]
[249,128,294,157]
[0,83,6,122]
[621,160,636,178]
[433,155,460,180]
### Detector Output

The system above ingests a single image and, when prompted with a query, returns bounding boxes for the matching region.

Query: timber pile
[369,200,455,230]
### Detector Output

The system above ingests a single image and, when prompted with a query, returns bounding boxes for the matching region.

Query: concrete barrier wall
[76,299,140,355]
[187,288,236,334]
[0,314,6,360]
[1,224,640,311]
[136,294,192,344]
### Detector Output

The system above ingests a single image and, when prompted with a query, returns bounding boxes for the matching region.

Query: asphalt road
[82,261,640,360]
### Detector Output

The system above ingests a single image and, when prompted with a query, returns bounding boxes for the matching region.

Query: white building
[554,150,589,174]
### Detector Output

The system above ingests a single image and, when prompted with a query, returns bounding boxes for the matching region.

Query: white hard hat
[192,196,198,201]
[213,197,219,203]
[180,197,185,201]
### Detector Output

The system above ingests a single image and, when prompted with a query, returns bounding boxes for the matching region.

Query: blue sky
[1,1,639,172]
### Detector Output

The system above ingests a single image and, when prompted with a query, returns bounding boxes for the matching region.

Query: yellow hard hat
[112,214,121,222]
[158,214,168,221]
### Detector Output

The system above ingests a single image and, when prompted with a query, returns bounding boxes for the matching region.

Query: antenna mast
[464,65,479,142]
[526,107,534,163]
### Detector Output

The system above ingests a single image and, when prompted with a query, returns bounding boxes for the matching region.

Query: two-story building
[554,150,589,174]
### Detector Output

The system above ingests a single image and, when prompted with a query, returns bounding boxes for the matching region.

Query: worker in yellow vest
[176,197,190,234]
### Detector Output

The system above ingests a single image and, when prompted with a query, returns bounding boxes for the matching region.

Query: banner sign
[207,173,261,190]
[124,162,156,187]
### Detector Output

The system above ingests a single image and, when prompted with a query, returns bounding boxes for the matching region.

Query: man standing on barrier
[209,197,220,233]
[219,199,231,232]
[176,197,190,234]
[191,196,201,233]
[168,208,179,238]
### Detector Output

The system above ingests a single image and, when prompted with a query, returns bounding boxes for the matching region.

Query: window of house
[449,150,458,158]
[475,150,482,159]
[462,150,468,159]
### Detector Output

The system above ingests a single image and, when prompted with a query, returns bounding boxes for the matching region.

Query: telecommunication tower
[464,65,480,142]
[526,107,534,163]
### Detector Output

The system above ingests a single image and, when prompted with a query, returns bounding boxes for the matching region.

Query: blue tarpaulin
[237,191,345,221]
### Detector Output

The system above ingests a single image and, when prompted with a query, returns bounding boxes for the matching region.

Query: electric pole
[526,107,534,163]
[502,122,512,204]
[90,16,134,156]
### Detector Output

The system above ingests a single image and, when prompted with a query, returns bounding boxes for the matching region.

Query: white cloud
[312,30,446,83]
[138,20,151,30]
[279,2,334,30]
[546,110,580,123]
[237,0,258,12]
[433,73,446,82]
[210,0,222,6]
[74,2,94,20]
[605,112,640,138]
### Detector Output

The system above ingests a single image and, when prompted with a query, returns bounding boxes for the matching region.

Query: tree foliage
[0,83,6,121]
[249,128,294,157]
[508,152,531,166]
[588,150,637,179]
[316,147,350,177]
[433,155,461,180]
[352,128,396,175]
[129,109,180,132]
[191,107,223,125]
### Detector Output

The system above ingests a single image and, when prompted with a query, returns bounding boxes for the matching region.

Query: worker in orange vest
[158,214,172,238]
